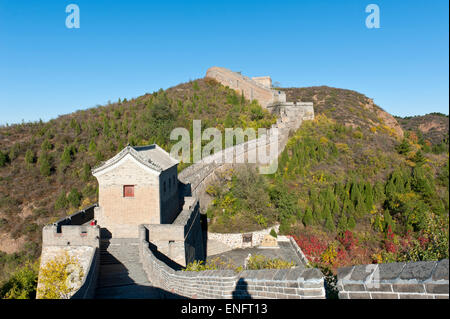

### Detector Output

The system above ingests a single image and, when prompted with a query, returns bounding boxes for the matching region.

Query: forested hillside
[0,80,448,297]
[0,78,275,283]
[206,86,449,275]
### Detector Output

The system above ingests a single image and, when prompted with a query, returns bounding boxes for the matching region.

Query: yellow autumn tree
[37,251,84,299]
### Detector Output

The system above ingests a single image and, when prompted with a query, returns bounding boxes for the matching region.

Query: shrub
[270,228,278,238]
[0,150,8,167]
[24,150,36,165]
[67,189,82,208]
[38,152,52,176]
[54,191,68,210]
[37,251,84,299]
[0,262,38,299]
[246,255,295,270]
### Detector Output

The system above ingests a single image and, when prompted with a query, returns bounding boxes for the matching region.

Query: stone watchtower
[92,144,181,238]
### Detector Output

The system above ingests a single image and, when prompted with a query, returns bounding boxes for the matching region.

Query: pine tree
[337,213,348,231]
[324,209,336,232]
[303,207,314,226]
[38,153,52,176]
[88,140,97,153]
[54,191,68,210]
[396,139,411,155]
[0,150,7,167]
[347,216,356,230]
[413,150,426,166]
[67,188,82,208]
[41,139,52,151]
[81,163,91,182]
[25,149,35,165]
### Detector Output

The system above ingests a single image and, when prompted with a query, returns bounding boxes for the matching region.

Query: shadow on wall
[232,278,251,299]
[148,241,184,271]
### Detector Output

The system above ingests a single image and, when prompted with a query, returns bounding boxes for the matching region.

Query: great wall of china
[36,67,449,299]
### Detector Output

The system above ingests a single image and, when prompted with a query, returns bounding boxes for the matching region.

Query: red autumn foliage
[338,230,358,251]
[291,234,327,263]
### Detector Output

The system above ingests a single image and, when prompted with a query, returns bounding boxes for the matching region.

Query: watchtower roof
[92,144,178,175]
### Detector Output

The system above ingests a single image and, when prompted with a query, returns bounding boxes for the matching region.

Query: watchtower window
[123,185,134,198]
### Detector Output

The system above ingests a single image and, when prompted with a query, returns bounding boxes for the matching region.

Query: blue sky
[0,0,448,125]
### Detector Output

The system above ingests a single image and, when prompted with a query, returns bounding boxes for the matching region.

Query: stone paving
[206,241,305,268]
[95,238,162,299]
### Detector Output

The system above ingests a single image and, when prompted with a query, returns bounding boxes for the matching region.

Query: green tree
[396,139,411,155]
[67,188,82,208]
[0,262,38,299]
[88,140,97,153]
[0,150,8,167]
[413,150,426,166]
[324,209,336,232]
[38,152,52,176]
[337,213,348,231]
[303,207,314,226]
[41,139,52,151]
[347,216,356,230]
[25,149,35,165]
[81,163,91,182]
[54,191,68,210]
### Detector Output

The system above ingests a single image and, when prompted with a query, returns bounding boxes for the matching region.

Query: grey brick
[425,283,449,294]
[285,268,302,281]
[434,294,450,299]
[399,294,429,299]
[392,283,425,293]
[273,269,289,281]
[370,293,399,299]
[375,262,405,281]
[299,288,324,297]
[285,281,299,288]
[338,292,349,299]
[366,283,392,292]
[432,259,449,281]
[299,280,323,289]
[343,283,366,291]
[350,265,377,281]
[348,292,371,299]
[283,287,297,294]
[254,269,278,281]
[400,261,436,281]
[337,266,354,280]
[301,268,323,281]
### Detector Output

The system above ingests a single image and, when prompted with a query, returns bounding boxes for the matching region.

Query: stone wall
[139,225,325,299]
[52,204,97,228]
[207,225,280,250]
[337,259,449,299]
[37,217,101,299]
[145,197,205,266]
[179,100,314,213]
[206,67,286,108]
[94,157,161,238]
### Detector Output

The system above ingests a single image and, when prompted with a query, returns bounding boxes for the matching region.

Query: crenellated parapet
[206,66,286,108]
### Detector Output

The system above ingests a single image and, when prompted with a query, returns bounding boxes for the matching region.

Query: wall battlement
[145,197,205,266]
[337,259,449,299]
[138,224,326,299]
[206,66,286,108]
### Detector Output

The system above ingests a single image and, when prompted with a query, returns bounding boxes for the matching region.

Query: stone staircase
[95,238,162,299]
[206,239,233,256]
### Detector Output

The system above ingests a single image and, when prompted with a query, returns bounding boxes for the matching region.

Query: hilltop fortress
[206,66,287,108]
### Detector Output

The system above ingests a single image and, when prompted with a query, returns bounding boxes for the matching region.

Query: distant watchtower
[92,145,181,238]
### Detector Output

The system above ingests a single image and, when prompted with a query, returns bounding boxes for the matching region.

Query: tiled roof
[92,144,178,175]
